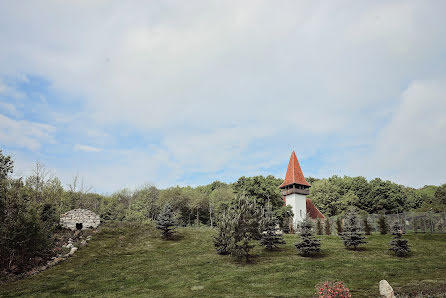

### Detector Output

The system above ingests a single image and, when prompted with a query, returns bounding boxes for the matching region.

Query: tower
[279,151,324,227]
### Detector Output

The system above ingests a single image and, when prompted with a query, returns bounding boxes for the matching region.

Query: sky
[0,1,445,193]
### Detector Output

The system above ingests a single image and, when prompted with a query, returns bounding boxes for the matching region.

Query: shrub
[295,216,321,256]
[336,217,343,235]
[214,210,231,255]
[156,204,177,239]
[324,219,331,235]
[260,206,285,250]
[378,214,388,234]
[340,211,367,250]
[316,218,324,235]
[389,221,410,257]
[363,216,372,235]
[316,281,351,298]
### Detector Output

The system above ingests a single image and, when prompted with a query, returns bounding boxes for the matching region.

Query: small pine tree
[316,218,324,235]
[363,216,372,235]
[324,219,331,235]
[378,214,388,234]
[228,196,262,261]
[341,211,367,250]
[295,216,321,256]
[389,221,410,257]
[156,204,176,239]
[214,210,231,255]
[336,217,343,235]
[260,206,286,250]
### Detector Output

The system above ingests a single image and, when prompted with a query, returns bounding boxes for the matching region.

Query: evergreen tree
[316,218,324,235]
[363,216,372,235]
[214,210,231,255]
[341,211,367,250]
[260,206,285,250]
[324,218,331,235]
[336,217,343,235]
[230,196,262,261]
[156,204,176,239]
[389,221,410,257]
[378,214,388,234]
[295,216,321,256]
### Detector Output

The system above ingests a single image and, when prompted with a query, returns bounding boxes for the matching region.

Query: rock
[68,247,78,256]
[379,280,395,298]
[80,240,87,247]
[191,286,204,291]
[66,243,73,249]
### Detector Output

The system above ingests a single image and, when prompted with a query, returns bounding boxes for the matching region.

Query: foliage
[324,219,332,235]
[340,211,367,250]
[316,281,351,298]
[156,204,177,239]
[362,216,372,235]
[389,221,410,257]
[295,216,321,256]
[316,218,324,235]
[336,217,343,235]
[0,149,13,180]
[274,205,293,233]
[260,206,285,250]
[213,210,231,255]
[308,175,433,216]
[226,196,263,261]
[378,214,388,234]
[233,175,283,209]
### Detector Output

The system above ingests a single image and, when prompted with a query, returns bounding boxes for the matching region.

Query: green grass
[1,223,446,297]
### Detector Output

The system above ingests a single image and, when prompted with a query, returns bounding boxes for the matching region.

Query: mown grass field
[1,222,446,297]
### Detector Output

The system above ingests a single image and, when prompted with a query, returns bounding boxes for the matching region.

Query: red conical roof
[279,151,311,188]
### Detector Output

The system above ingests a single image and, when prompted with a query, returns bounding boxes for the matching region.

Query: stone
[68,247,78,256]
[379,280,395,298]
[60,209,101,231]
[66,243,73,249]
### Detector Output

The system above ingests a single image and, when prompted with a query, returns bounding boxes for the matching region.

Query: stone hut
[60,209,101,231]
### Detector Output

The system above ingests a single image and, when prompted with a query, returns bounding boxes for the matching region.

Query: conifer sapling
[295,215,321,256]
[341,211,367,250]
[214,210,231,255]
[336,217,343,235]
[389,221,410,257]
[316,218,324,235]
[363,216,372,235]
[260,206,285,250]
[156,204,177,239]
[378,214,388,235]
[324,219,331,235]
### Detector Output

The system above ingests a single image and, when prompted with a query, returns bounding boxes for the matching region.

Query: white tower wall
[286,193,307,228]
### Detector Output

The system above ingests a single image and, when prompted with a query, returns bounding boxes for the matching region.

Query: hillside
[1,223,446,297]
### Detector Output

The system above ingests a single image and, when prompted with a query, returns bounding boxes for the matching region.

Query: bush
[316,218,324,235]
[336,217,343,235]
[324,219,331,235]
[378,214,388,234]
[156,204,177,239]
[214,210,231,255]
[295,216,321,256]
[260,206,285,250]
[316,281,351,298]
[363,216,372,235]
[389,221,410,257]
[340,211,367,250]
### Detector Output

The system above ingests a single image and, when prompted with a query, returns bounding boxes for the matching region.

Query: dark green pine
[341,211,367,250]
[295,216,321,256]
[389,221,410,257]
[260,207,286,250]
[156,204,176,239]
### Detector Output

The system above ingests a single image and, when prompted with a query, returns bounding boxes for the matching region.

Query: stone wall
[60,209,101,230]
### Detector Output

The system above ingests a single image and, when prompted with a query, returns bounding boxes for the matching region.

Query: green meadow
[1,223,446,297]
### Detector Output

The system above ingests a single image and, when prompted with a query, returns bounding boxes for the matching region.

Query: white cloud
[0,114,55,150]
[74,144,102,153]
[0,1,445,190]
[0,102,19,117]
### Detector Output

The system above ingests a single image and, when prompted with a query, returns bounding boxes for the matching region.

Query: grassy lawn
[1,222,446,297]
